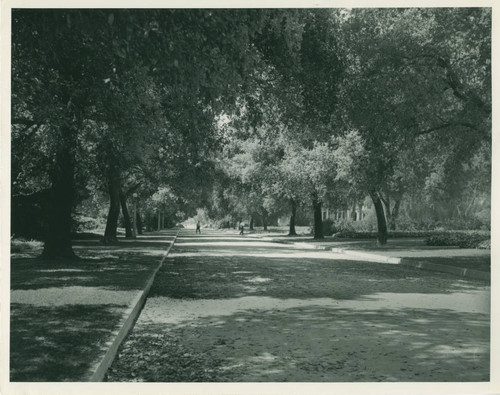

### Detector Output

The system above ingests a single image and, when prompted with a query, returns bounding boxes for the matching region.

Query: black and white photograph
[1,1,497,394]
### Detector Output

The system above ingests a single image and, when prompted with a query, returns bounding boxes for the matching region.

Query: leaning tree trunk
[41,125,78,259]
[312,193,323,240]
[380,195,391,227]
[119,189,132,238]
[370,190,388,245]
[103,166,121,244]
[288,199,297,236]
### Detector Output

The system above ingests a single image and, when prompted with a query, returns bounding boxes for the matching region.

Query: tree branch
[416,121,476,136]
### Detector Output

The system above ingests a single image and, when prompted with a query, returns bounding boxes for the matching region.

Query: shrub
[322,219,334,236]
[477,239,491,249]
[73,215,103,232]
[334,231,376,239]
[333,230,490,248]
[10,237,43,254]
[334,231,430,239]
[424,232,490,249]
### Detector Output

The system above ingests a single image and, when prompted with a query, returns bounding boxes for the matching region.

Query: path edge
[271,238,489,281]
[400,258,490,281]
[87,229,180,382]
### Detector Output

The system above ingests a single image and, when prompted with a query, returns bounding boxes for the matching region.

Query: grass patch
[9,232,176,381]
[10,304,123,381]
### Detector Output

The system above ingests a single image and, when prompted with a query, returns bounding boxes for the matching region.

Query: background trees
[333,8,491,244]
[11,8,491,250]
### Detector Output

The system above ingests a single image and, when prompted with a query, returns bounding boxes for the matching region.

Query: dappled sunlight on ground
[11,286,139,306]
[111,300,489,382]
[10,303,124,381]
[10,231,178,381]
[174,241,294,248]
[177,236,259,242]
[168,249,379,260]
[137,289,489,327]
[108,230,490,382]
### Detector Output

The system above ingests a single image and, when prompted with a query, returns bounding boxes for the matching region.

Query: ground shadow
[10,303,124,381]
[107,304,489,382]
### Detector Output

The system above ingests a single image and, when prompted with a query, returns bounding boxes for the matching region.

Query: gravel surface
[107,231,490,382]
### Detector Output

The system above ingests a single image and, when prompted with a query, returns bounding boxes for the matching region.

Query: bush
[477,239,491,249]
[322,219,335,236]
[334,230,433,239]
[11,237,43,253]
[73,215,103,232]
[334,231,376,239]
[424,231,490,249]
[333,230,490,248]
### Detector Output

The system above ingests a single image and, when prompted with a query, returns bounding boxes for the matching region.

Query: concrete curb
[400,258,490,281]
[272,239,489,281]
[87,230,179,382]
[276,239,401,264]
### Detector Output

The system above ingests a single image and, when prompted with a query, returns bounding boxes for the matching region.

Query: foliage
[424,232,490,249]
[11,8,491,251]
[10,238,44,254]
[335,230,489,242]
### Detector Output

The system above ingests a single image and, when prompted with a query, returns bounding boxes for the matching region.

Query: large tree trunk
[380,195,391,226]
[41,125,78,259]
[103,166,120,244]
[312,193,323,240]
[389,198,401,231]
[380,193,402,231]
[136,207,143,235]
[370,191,388,245]
[288,199,297,236]
[261,208,268,231]
[119,189,133,238]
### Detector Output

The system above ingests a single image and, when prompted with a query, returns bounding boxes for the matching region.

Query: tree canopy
[11,8,491,253]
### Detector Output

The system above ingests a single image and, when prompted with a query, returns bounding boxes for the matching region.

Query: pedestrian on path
[196,221,201,234]
[239,223,244,235]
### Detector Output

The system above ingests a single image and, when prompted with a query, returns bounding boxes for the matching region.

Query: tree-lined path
[9,7,492,387]
[106,230,490,382]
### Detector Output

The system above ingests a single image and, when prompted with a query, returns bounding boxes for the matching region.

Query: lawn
[9,232,175,381]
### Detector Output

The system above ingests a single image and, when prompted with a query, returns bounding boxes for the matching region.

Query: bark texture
[370,191,388,245]
[41,125,78,259]
[312,194,323,239]
[119,189,132,238]
[288,199,297,236]
[262,208,268,231]
[103,166,121,244]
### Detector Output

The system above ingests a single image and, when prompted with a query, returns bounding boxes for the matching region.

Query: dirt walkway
[106,230,490,382]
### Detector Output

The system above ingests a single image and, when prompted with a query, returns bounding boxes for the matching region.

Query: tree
[12,10,116,258]
[335,8,491,244]
[12,9,304,257]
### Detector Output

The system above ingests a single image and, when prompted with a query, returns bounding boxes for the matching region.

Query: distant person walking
[196,221,201,234]
[239,223,244,235]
